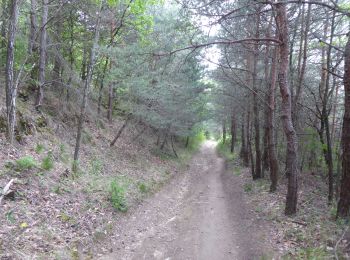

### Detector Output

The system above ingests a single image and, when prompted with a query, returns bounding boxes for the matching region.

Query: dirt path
[100,141,271,260]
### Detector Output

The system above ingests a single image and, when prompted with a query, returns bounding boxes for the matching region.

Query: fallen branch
[0,179,15,205]
[291,220,307,226]
[335,226,349,260]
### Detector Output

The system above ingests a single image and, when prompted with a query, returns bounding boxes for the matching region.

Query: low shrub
[41,152,54,171]
[109,180,128,212]
[15,156,37,171]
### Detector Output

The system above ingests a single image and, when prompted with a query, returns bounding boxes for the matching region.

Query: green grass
[244,183,253,192]
[35,143,45,154]
[15,156,37,171]
[138,182,149,193]
[41,152,54,171]
[109,180,128,212]
[216,139,235,161]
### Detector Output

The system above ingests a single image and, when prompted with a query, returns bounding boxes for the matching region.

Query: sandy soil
[100,141,273,260]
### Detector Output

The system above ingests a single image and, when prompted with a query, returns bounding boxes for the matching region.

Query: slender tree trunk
[73,1,104,169]
[52,0,63,90]
[110,116,131,146]
[222,120,226,144]
[185,136,189,148]
[337,35,350,218]
[268,47,279,192]
[276,3,299,216]
[107,83,114,123]
[230,113,236,153]
[28,0,37,55]
[171,135,178,158]
[5,0,19,144]
[292,3,311,123]
[35,0,48,109]
[252,11,262,179]
[248,108,255,178]
[97,58,109,114]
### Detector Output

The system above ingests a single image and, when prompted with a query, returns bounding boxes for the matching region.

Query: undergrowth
[109,180,128,212]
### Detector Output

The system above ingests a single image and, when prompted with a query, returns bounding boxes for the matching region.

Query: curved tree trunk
[276,3,299,216]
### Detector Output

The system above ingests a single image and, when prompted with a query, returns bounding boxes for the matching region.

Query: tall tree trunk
[292,3,311,123]
[1,0,9,52]
[252,10,262,179]
[107,83,114,123]
[73,1,104,170]
[52,0,63,90]
[110,116,130,146]
[5,0,19,144]
[222,120,226,144]
[276,3,299,216]
[28,0,37,55]
[268,47,279,192]
[248,108,255,178]
[230,113,236,153]
[97,58,109,114]
[240,113,249,166]
[35,0,48,109]
[337,34,350,218]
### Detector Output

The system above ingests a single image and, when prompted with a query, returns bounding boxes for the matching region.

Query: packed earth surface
[101,141,274,259]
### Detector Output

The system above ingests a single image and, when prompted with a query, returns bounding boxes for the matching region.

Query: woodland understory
[1,0,350,259]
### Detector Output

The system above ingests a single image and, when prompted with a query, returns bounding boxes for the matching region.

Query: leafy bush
[15,156,37,171]
[109,180,128,212]
[41,152,54,171]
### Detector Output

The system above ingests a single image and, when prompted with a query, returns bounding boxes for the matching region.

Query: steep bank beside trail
[0,99,195,259]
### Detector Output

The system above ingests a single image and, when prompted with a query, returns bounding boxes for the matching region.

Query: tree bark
[337,34,350,218]
[110,116,131,146]
[5,0,20,144]
[252,11,262,179]
[28,0,38,55]
[35,0,48,109]
[268,47,279,192]
[107,83,114,123]
[73,1,104,169]
[222,120,226,144]
[275,3,299,216]
[230,113,236,153]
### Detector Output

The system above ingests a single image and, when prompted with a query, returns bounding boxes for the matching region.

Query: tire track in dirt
[100,141,271,260]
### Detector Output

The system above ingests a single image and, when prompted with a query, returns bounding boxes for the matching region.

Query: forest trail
[100,141,269,260]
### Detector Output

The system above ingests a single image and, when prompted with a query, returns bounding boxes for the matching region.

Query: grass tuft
[109,180,128,212]
[15,156,37,171]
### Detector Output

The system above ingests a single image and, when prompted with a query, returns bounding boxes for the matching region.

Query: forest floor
[0,90,197,259]
[100,140,275,260]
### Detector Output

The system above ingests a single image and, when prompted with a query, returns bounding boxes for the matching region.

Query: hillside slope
[0,90,194,259]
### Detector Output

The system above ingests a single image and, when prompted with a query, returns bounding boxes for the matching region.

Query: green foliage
[35,144,45,154]
[15,156,37,171]
[186,131,206,151]
[41,152,54,171]
[216,139,235,161]
[290,247,328,260]
[138,182,149,193]
[109,180,128,212]
[89,157,103,175]
[243,183,253,193]
[59,143,69,163]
